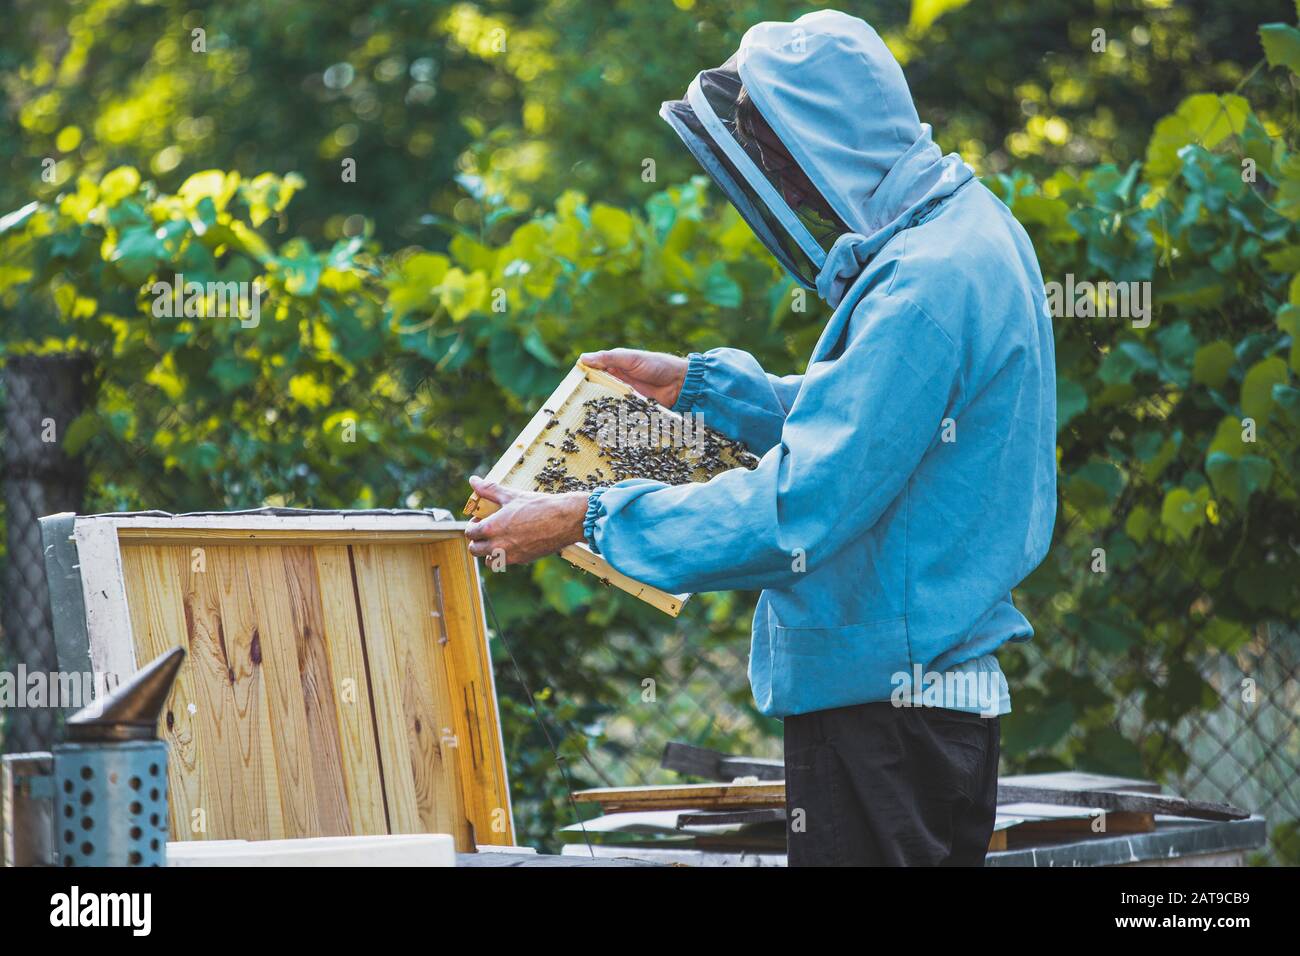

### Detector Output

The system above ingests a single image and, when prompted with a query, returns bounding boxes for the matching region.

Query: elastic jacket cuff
[671,352,707,414]
[583,487,609,553]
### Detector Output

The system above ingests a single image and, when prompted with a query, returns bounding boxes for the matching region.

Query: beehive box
[40,509,513,853]
[464,363,758,616]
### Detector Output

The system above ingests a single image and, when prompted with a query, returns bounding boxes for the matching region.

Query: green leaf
[1205,452,1273,510]
[99,166,141,206]
[910,0,972,32]
[522,328,560,366]
[1260,23,1300,74]
[1001,697,1075,753]
[1275,384,1300,425]
[1072,610,1141,653]
[61,411,101,456]
[488,329,555,398]
[209,356,257,394]
[533,556,595,614]
[1192,340,1235,388]
[1146,662,1218,720]
[1161,269,1226,308]
[1066,458,1125,509]
[701,262,742,309]
[178,170,239,213]
[1264,244,1300,273]
[1125,505,1157,543]
[1057,378,1087,430]
[386,252,450,322]
[1161,485,1209,541]
[1098,341,1156,385]
[1078,728,1146,779]
[108,226,167,284]
[439,267,488,321]
[591,204,635,249]
[276,238,323,297]
[1240,356,1288,422]
[1145,94,1252,180]
[1234,563,1293,612]
[1202,618,1252,652]
[1278,305,1300,373]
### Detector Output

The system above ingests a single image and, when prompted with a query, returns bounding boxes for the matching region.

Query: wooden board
[998,771,1161,793]
[77,512,513,852]
[996,784,1248,821]
[658,806,1141,854]
[661,741,784,781]
[581,779,1247,822]
[574,782,786,813]
[464,363,756,617]
[996,802,1155,838]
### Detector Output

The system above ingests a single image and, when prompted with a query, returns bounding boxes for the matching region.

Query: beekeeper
[466,9,1057,866]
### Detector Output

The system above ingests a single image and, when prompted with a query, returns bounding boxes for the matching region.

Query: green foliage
[3,0,1288,246]
[992,60,1300,776]
[2,0,1297,849]
[0,159,789,847]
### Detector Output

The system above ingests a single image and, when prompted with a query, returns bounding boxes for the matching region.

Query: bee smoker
[53,647,185,867]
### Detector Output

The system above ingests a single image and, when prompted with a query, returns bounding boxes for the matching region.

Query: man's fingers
[581,348,640,374]
[469,474,512,505]
[466,539,500,559]
[465,508,505,539]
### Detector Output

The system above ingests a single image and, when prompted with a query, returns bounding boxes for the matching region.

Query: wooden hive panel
[94,517,512,852]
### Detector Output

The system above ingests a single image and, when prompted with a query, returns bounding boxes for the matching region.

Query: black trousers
[783,701,999,866]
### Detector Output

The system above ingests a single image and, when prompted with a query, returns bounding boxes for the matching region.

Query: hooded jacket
[583,10,1057,718]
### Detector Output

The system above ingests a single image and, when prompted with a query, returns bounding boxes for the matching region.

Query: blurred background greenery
[2,0,1288,242]
[2,0,1298,860]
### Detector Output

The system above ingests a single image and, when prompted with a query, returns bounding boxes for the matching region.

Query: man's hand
[464,476,589,566]
[579,348,689,407]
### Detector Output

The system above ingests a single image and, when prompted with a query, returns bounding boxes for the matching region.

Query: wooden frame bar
[464,363,690,617]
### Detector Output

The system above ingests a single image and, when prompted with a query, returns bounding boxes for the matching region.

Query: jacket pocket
[770,617,912,718]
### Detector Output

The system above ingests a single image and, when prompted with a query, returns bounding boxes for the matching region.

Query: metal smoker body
[53,648,184,866]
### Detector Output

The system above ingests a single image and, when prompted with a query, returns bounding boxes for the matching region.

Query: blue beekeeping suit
[583,10,1058,718]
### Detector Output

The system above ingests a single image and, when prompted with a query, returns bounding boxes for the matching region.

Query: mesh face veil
[659,57,830,290]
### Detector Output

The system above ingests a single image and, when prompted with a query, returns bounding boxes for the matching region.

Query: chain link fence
[0,353,94,755]
[581,617,1298,865]
[1014,624,1300,865]
[579,625,779,789]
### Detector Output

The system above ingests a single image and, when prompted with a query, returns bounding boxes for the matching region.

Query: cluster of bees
[531,393,759,494]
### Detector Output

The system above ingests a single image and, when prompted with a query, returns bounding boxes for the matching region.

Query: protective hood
[660,10,974,307]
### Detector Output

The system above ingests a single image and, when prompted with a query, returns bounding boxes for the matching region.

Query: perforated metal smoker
[53,647,184,866]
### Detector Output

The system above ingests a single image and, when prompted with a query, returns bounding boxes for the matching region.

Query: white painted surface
[167,834,455,867]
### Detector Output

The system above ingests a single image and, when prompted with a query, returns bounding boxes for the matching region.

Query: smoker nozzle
[65,647,186,743]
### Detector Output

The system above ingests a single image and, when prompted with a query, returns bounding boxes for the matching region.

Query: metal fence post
[1,353,94,753]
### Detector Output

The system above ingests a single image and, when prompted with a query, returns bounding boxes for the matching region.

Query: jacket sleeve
[585,295,962,594]
[673,348,803,453]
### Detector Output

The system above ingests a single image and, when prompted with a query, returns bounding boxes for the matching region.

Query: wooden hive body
[55,511,513,852]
